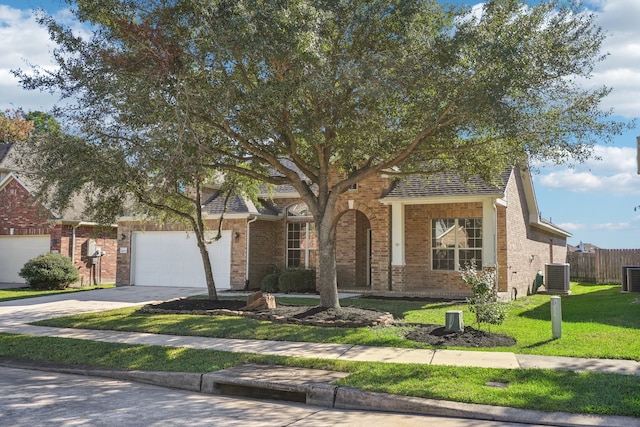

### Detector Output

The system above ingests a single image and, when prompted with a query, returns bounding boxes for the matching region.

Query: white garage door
[132,231,231,289]
[0,235,51,284]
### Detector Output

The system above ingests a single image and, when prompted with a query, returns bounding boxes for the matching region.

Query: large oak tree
[17,0,627,308]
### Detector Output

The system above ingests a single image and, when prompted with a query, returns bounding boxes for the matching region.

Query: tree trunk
[315,209,340,309]
[195,231,218,300]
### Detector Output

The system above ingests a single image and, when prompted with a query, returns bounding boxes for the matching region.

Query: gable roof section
[519,168,571,237]
[379,167,570,238]
[0,172,32,195]
[0,144,109,225]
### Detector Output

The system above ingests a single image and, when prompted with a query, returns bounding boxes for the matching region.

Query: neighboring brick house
[116,165,570,298]
[0,144,117,285]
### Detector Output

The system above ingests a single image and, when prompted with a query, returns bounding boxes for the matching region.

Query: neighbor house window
[286,203,317,268]
[432,218,482,271]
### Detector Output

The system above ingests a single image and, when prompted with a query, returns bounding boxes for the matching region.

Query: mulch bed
[140,298,394,328]
[405,324,516,348]
[140,298,516,347]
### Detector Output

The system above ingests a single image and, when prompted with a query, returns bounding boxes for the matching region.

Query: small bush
[260,273,280,293]
[19,253,79,290]
[461,262,507,331]
[278,268,316,293]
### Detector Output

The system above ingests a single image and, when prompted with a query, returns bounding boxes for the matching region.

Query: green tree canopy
[16,0,628,307]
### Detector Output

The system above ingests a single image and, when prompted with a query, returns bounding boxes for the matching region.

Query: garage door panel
[132,231,231,289]
[0,235,51,283]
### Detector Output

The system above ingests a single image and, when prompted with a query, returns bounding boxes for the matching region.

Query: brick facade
[503,171,568,297]
[115,169,567,297]
[401,202,484,296]
[334,175,392,293]
[0,176,117,285]
[0,179,52,235]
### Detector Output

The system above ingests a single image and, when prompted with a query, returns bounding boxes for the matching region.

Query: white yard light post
[551,296,562,339]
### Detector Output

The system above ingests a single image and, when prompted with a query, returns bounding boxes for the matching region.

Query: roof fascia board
[530,220,572,238]
[258,191,300,199]
[55,220,117,228]
[517,167,570,237]
[0,173,60,220]
[518,167,541,224]
[0,172,31,194]
[117,212,281,222]
[379,194,503,206]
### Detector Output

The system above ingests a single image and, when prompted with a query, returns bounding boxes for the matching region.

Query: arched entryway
[335,209,372,289]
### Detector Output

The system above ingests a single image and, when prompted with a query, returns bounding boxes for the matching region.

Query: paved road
[1,286,637,426]
[0,366,540,427]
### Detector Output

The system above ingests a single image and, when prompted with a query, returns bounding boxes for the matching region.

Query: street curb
[0,357,204,392]
[333,387,638,427]
[1,358,637,427]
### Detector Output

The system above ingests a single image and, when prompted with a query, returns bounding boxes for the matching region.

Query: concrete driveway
[0,285,208,325]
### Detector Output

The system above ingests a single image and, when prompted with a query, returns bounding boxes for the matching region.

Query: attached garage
[0,235,50,284]
[131,230,231,289]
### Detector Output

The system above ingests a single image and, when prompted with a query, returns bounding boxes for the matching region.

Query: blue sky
[1,0,639,249]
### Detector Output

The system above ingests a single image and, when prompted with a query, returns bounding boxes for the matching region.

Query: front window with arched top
[286,203,317,268]
[286,202,313,219]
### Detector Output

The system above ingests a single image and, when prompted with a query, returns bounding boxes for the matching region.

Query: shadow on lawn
[518,286,640,329]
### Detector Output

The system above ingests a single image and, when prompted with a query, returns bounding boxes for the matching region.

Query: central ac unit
[622,266,635,292]
[545,263,571,294]
[627,268,640,293]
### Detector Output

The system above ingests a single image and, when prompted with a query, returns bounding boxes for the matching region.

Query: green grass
[0,284,115,302]
[33,282,640,360]
[1,333,639,417]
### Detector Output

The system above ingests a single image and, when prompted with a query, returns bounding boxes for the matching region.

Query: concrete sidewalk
[1,286,638,376]
[2,321,639,376]
[1,286,639,426]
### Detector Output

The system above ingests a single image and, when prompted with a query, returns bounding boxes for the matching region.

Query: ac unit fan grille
[545,263,570,292]
[627,268,640,293]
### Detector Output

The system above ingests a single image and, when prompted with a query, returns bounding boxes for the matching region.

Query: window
[286,203,317,268]
[432,218,482,271]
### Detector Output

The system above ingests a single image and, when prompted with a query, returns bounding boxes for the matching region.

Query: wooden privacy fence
[567,249,640,284]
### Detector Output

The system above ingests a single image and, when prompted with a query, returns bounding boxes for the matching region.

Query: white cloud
[593,220,635,231]
[0,4,85,112]
[538,168,640,196]
[559,215,640,233]
[532,145,638,175]
[576,145,637,174]
[586,0,640,118]
[534,145,640,195]
[557,222,586,231]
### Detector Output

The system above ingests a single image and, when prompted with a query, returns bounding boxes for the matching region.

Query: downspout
[493,198,498,276]
[71,223,82,263]
[245,215,258,290]
[71,223,80,285]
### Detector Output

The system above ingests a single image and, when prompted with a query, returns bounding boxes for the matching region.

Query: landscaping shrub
[278,268,316,293]
[19,253,80,290]
[260,273,280,293]
[260,265,283,292]
[460,262,507,331]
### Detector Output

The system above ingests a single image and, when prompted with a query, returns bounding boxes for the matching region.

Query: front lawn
[33,282,640,360]
[0,284,115,302]
[1,333,639,417]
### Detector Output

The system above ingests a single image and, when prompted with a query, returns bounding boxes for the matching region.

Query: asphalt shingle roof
[382,170,512,199]
[0,143,11,165]
[202,191,280,216]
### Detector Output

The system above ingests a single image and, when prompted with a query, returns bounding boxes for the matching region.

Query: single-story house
[116,165,570,298]
[0,143,117,285]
